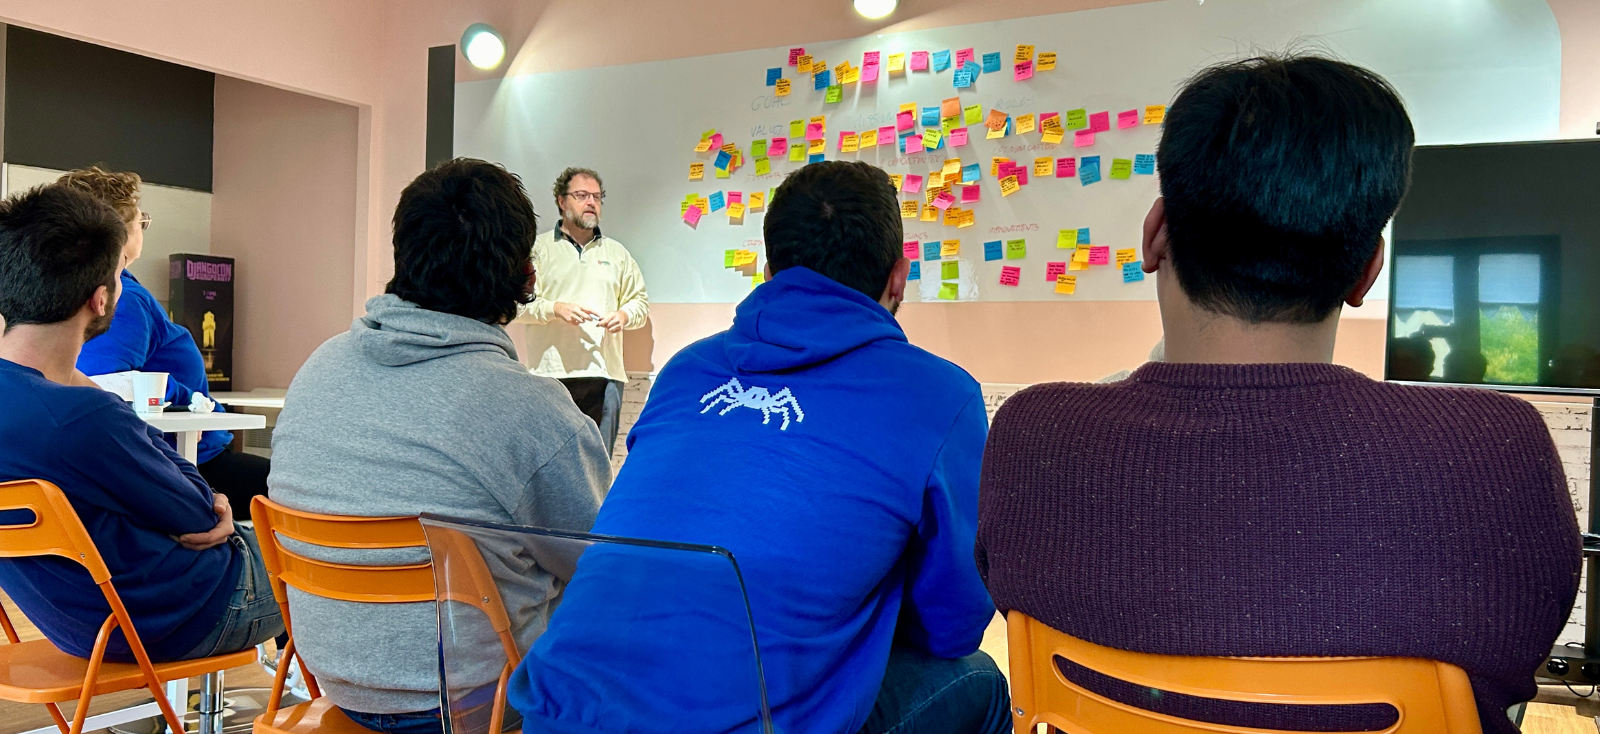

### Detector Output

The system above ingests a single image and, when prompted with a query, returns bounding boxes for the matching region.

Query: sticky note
[1144,105,1167,125]
[1110,158,1133,179]
[921,128,942,149]
[1041,129,1064,145]
[960,184,980,203]
[1057,229,1077,248]
[1115,248,1138,265]
[814,70,831,90]
[841,133,859,153]
[878,125,895,145]
[984,241,1003,261]
[1037,52,1057,71]
[797,55,813,73]
[937,260,959,281]
[1056,274,1076,294]
[769,138,787,157]
[904,174,924,193]
[896,112,916,134]
[938,282,959,300]
[1074,130,1095,147]
[999,266,1021,287]
[888,53,906,72]
[854,129,874,148]
[755,157,771,175]
[942,115,960,133]
[986,109,1009,131]
[904,134,923,154]
[750,192,765,211]
[939,97,961,120]
[920,204,937,222]
[683,205,702,226]
[1073,248,1091,263]
[751,140,768,159]
[766,68,781,86]
[909,261,921,280]
[921,106,940,126]
[947,127,969,147]
[901,200,919,218]
[941,240,960,257]
[910,51,929,71]
[1046,261,1067,280]
[1079,155,1101,185]
[999,175,1020,197]
[1033,157,1052,177]
[1089,111,1110,133]
[962,163,980,183]
[892,175,905,192]
[1089,246,1110,265]
[955,48,975,67]
[785,121,801,139]
[810,59,826,76]
[728,203,745,220]
[1134,154,1155,175]
[841,66,859,85]
[958,209,975,228]
[861,63,879,83]
[689,162,704,180]
[714,150,732,170]
[727,191,740,205]
[1008,115,1032,137]
[1066,109,1088,130]
[709,191,725,212]
[932,50,951,71]
[1005,239,1026,259]
[1015,44,1035,64]
[696,196,710,212]
[1069,259,1088,271]
[723,249,736,268]
[953,64,976,89]
[789,48,805,65]
[963,105,984,126]
[942,158,962,177]
[806,123,824,142]
[825,85,843,103]
[789,144,806,162]
[1123,261,1145,283]
[923,241,941,261]
[903,241,920,258]
[991,157,1010,176]
[1118,109,1139,129]
[694,137,712,153]
[1014,61,1033,81]
[982,52,1001,73]
[932,191,955,210]
[808,139,824,155]
[1078,228,1091,245]
[752,272,764,288]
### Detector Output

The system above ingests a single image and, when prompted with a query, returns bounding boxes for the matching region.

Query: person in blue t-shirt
[508,162,1009,734]
[0,183,282,662]
[59,168,270,520]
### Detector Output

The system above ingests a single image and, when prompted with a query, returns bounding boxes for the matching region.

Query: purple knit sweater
[977,362,1580,734]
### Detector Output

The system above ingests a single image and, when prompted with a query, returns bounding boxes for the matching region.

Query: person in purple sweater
[977,54,1580,734]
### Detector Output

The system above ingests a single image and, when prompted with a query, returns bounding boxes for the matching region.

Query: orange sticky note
[775,78,791,97]
[1015,45,1035,64]
[986,109,1009,131]
[920,203,938,222]
[1055,274,1076,294]
[1116,248,1138,265]
[941,97,961,119]
[1144,105,1167,125]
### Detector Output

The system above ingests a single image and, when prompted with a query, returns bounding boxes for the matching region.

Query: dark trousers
[856,644,1012,734]
[558,377,622,456]
[198,450,271,521]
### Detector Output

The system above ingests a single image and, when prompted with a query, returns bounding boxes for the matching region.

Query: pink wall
[211,76,359,390]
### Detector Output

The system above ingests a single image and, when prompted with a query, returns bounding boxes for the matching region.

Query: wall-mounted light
[461,23,506,70]
[853,0,897,20]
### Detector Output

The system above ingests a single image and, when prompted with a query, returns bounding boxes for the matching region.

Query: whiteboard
[455,0,1559,305]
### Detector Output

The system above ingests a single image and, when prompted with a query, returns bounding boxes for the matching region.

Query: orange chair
[1005,611,1482,734]
[250,496,520,734]
[0,479,257,734]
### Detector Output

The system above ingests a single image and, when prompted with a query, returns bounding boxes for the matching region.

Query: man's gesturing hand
[554,302,600,326]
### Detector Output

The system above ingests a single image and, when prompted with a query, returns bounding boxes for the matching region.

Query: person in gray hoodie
[267,158,611,734]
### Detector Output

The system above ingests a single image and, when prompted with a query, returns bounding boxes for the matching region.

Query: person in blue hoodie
[0,183,282,663]
[508,161,1008,734]
[59,167,270,520]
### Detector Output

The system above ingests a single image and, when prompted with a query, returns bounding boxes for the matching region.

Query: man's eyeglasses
[566,191,606,203]
[139,212,152,231]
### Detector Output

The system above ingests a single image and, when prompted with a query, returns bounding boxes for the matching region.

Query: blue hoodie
[508,267,995,733]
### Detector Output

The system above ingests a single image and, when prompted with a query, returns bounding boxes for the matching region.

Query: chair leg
[197,670,225,734]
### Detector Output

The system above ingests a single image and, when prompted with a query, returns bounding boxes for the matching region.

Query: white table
[137,411,266,464]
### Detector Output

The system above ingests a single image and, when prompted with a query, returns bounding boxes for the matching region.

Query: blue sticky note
[932,50,951,72]
[714,150,732,169]
[984,240,1003,261]
[1123,262,1145,283]
[953,67,972,89]
[766,68,781,86]
[962,163,980,183]
[921,107,940,126]
[808,152,824,163]
[1134,153,1156,175]
[1077,228,1091,245]
[982,52,1001,73]
[923,242,941,261]
[1079,155,1102,185]
[709,192,725,212]
[814,70,831,90]
[909,261,921,280]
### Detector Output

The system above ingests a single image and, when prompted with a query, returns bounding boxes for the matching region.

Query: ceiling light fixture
[461,23,506,70]
[853,0,898,20]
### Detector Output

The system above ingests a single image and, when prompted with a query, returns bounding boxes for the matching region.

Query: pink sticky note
[788,48,805,65]
[997,162,1017,179]
[728,192,742,204]
[1074,130,1096,147]
[770,137,788,155]
[683,206,702,226]
[961,185,980,203]
[1055,157,1076,178]
[806,123,824,141]
[948,128,969,147]
[910,51,929,71]
[861,63,880,83]
[1014,60,1034,81]
[905,135,924,154]
[1041,112,1060,127]
[933,192,955,210]
[1117,110,1139,129]
[864,51,881,65]
[837,131,849,148]
[897,110,915,131]
[955,48,975,67]
[877,125,895,145]
[999,266,1021,287]
[1089,246,1111,265]
[710,133,723,149]
[1016,168,1029,186]
[1090,111,1111,133]
[1046,262,1067,280]
[903,174,924,193]
[903,241,920,259]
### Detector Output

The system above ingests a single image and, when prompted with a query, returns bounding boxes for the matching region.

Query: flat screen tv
[1387,139,1600,396]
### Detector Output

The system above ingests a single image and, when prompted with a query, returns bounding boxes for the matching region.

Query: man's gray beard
[565,212,598,230]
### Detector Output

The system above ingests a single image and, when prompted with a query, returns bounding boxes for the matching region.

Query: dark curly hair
[552,167,603,201]
[387,158,537,324]
[764,161,902,300]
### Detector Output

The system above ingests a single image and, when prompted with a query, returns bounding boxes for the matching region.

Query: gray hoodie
[267,294,610,714]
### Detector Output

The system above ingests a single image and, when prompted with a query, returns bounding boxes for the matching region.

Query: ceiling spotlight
[461,23,506,70]
[854,0,897,20]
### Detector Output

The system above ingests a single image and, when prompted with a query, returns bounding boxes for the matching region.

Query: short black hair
[1157,54,1414,323]
[0,184,125,331]
[388,158,537,324]
[764,161,902,300]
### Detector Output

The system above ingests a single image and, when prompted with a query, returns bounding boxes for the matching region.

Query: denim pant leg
[340,708,445,734]
[177,523,287,660]
[856,645,1012,734]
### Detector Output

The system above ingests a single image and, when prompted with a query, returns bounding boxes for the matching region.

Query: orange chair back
[421,524,524,734]
[1006,611,1482,734]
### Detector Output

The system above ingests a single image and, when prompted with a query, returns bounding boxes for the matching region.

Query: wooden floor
[2,594,1595,733]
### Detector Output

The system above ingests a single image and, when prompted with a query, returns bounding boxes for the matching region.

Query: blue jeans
[176,523,285,659]
[341,708,442,734]
[856,644,1012,734]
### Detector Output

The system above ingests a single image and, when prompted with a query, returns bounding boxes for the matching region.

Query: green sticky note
[790,119,804,138]
[1006,239,1027,259]
[755,157,772,175]
[825,85,843,103]
[752,140,768,158]
[701,128,716,140]
[942,115,960,132]
[1058,229,1077,248]
[715,167,730,179]
[724,250,736,268]
[941,261,959,280]
[922,128,942,148]
[789,145,805,162]
[1110,158,1133,179]
[964,104,983,125]
[1066,109,1088,130]
[938,282,959,300]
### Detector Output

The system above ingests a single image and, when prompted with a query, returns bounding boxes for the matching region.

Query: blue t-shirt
[78,271,230,463]
[0,358,240,661]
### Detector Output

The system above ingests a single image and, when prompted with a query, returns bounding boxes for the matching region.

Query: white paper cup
[131,372,169,413]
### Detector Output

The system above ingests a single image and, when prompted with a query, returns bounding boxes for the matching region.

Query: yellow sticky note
[861,129,878,147]
[842,134,859,153]
[943,207,961,227]
[1057,230,1077,248]
[810,59,827,77]
[1069,259,1089,271]
[1055,274,1076,294]
[733,250,757,266]
[941,239,960,257]
[690,162,704,180]
[928,172,944,190]
[890,173,905,191]
[841,65,860,84]
[887,53,906,72]
[1015,45,1035,64]
[721,143,737,154]
[1116,248,1138,265]
[922,128,942,149]
[1016,114,1036,135]
[808,139,824,154]
[1073,248,1091,263]
[1000,175,1020,196]
[1144,105,1167,125]
[1041,129,1064,145]
[755,157,771,176]
[694,138,712,153]
[789,145,805,162]
[920,204,938,222]
[901,200,919,218]
[957,209,975,228]
[775,78,791,97]
[797,55,813,73]
[696,196,710,213]
[728,202,745,220]
[986,125,1006,140]
[1037,52,1057,71]
[1042,114,1063,133]
[834,61,851,79]
[750,192,765,211]
[1033,157,1052,177]
[942,158,962,177]
[924,186,941,206]
[900,102,917,113]
[991,157,1011,176]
